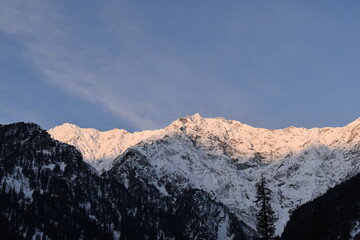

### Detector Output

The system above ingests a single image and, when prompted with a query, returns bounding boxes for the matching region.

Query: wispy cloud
[6,1,341,130]
[0,0,158,129]
[1,0,235,129]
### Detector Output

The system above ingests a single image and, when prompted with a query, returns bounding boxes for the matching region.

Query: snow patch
[58,162,67,171]
[2,166,34,200]
[42,164,56,171]
[217,215,234,240]
[350,221,360,239]
[32,228,44,240]
[152,181,169,196]
[113,231,121,240]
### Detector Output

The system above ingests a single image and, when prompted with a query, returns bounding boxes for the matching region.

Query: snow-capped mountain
[49,113,360,235]
[0,122,248,239]
[48,122,164,172]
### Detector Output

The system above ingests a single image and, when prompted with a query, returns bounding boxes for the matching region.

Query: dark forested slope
[281,172,360,240]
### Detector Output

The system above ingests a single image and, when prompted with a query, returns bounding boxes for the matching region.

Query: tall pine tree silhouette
[255,175,277,240]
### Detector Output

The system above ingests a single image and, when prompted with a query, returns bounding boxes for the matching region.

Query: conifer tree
[255,175,277,240]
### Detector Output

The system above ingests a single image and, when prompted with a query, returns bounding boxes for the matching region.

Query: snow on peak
[50,117,360,172]
[188,112,205,122]
[49,116,360,235]
[49,123,165,172]
[167,113,205,129]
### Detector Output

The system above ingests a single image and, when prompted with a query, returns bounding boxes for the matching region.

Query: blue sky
[0,0,359,131]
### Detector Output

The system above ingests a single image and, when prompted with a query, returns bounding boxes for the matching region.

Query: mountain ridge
[49,113,360,172]
[49,114,360,235]
[0,122,249,239]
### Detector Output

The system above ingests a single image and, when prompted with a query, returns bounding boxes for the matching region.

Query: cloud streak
[0,0,159,129]
[0,0,237,129]
[3,1,356,130]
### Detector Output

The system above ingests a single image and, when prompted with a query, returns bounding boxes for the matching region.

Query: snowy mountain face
[49,114,360,236]
[0,123,247,240]
[48,123,164,172]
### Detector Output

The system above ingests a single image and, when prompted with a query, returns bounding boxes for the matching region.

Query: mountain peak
[59,122,79,129]
[181,113,205,124]
[166,113,205,130]
[188,113,204,121]
[52,123,128,135]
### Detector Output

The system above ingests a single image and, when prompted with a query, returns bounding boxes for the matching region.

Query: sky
[0,0,359,132]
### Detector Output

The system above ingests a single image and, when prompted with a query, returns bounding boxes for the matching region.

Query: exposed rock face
[50,114,360,234]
